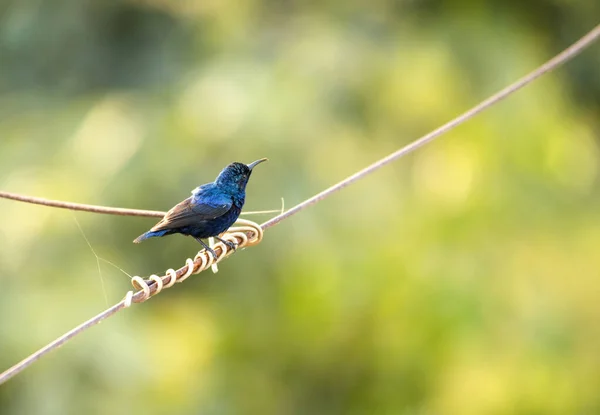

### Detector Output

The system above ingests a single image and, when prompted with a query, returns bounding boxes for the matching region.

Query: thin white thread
[164,269,177,288]
[123,291,134,308]
[131,276,150,299]
[193,251,208,274]
[178,258,195,283]
[149,275,163,294]
[204,251,216,270]
[209,237,219,273]
[214,243,228,262]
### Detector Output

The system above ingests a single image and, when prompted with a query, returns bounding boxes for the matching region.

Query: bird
[133,158,268,259]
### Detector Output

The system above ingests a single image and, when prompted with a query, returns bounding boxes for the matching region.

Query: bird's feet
[195,237,219,261]
[216,236,238,251]
[206,246,218,261]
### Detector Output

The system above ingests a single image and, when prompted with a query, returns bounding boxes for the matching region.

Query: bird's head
[215,158,268,192]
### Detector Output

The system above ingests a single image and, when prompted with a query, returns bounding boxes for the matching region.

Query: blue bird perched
[133,158,267,258]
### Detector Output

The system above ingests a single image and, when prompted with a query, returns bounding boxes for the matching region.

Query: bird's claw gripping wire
[123,219,263,307]
[195,237,218,260]
[215,236,238,251]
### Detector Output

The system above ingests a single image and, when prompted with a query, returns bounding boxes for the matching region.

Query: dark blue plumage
[134,158,267,257]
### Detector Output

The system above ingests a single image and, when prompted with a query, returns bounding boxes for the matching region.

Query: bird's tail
[133,230,169,243]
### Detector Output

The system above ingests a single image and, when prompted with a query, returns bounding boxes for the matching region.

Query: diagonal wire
[261,24,600,229]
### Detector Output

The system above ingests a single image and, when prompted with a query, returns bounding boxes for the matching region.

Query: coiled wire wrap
[123,219,263,307]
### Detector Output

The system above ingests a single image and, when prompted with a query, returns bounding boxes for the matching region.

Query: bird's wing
[191,183,211,196]
[150,194,232,232]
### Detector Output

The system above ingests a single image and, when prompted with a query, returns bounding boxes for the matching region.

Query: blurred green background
[1,1,599,414]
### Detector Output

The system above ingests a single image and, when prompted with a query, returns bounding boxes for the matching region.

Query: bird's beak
[247,158,268,170]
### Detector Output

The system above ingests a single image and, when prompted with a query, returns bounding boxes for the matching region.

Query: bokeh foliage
[1,1,599,414]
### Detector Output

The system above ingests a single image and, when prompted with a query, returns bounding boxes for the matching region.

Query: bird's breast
[215,204,242,234]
